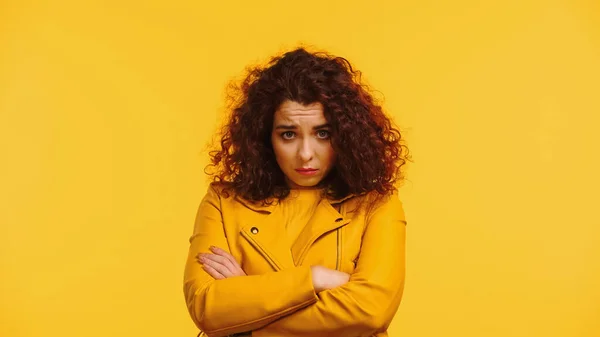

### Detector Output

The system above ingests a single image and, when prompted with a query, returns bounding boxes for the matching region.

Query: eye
[316,130,331,139]
[281,131,295,140]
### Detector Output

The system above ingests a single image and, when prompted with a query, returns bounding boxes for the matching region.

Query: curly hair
[205,47,410,207]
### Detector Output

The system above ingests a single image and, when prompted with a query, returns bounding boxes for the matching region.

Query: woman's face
[271,100,336,188]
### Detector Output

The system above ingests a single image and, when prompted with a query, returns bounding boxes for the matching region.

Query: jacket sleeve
[183,184,319,337]
[252,191,407,337]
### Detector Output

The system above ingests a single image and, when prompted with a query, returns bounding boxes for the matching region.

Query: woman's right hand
[310,265,350,293]
[196,246,247,279]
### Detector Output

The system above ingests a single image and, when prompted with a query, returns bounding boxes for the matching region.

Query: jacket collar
[235,191,359,271]
[235,191,358,213]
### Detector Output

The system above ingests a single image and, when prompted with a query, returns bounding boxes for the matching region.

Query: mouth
[295,168,319,176]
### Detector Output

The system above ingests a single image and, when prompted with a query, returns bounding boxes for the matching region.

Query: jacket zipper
[336,228,341,270]
[335,202,344,271]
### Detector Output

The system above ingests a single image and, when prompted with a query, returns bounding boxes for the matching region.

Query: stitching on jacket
[240,229,282,270]
[204,296,318,335]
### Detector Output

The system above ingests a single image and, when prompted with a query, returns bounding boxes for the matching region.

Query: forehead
[274,101,326,123]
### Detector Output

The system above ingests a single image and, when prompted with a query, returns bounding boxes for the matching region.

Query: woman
[183,47,409,337]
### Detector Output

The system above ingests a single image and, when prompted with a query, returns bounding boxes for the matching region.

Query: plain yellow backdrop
[1,0,599,336]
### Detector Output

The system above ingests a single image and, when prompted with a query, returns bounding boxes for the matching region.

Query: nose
[298,138,314,162]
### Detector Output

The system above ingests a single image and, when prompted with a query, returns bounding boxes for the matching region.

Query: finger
[199,255,233,277]
[197,256,245,278]
[209,246,245,274]
[210,246,239,266]
[201,253,237,274]
[202,264,225,280]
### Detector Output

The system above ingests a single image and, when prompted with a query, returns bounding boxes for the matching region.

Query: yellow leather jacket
[183,183,407,337]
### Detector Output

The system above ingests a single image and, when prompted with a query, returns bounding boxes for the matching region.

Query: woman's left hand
[196,246,247,279]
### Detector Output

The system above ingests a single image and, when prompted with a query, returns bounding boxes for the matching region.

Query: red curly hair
[206,47,410,207]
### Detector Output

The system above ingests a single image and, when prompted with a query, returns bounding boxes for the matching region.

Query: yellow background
[1,0,599,336]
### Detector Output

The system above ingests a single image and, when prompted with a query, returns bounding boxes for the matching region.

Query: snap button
[250,227,259,234]
[335,218,343,222]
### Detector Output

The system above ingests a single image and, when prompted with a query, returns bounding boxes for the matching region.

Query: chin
[289,177,322,188]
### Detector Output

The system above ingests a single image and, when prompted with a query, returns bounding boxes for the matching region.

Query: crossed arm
[183,187,406,337]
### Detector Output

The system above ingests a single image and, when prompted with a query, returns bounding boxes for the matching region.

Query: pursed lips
[295,168,318,175]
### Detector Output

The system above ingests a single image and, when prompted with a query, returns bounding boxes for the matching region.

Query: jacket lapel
[290,198,351,266]
[236,193,355,271]
[238,198,294,271]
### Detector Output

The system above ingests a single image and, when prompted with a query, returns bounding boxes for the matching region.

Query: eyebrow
[274,123,331,130]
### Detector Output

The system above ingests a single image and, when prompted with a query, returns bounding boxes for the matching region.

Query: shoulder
[370,189,406,224]
[198,182,232,210]
[343,188,405,223]
[204,182,275,213]
[206,181,227,197]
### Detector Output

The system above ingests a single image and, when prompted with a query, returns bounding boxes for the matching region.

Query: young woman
[183,47,410,337]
